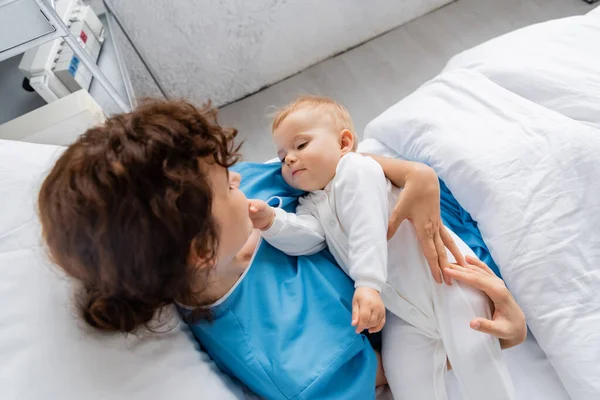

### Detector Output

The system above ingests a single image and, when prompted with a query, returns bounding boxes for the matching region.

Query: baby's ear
[339,129,355,154]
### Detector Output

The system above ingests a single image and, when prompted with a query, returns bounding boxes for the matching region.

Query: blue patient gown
[184,162,500,400]
[185,163,377,400]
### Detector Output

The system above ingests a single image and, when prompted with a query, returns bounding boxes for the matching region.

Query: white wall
[109,0,453,106]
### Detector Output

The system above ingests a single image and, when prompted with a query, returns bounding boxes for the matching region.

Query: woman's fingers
[470,318,510,339]
[440,226,466,267]
[445,263,509,304]
[387,213,401,241]
[465,255,495,275]
[415,221,443,284]
[449,257,490,279]
[460,259,489,278]
[463,258,511,304]
[444,266,488,292]
[433,231,451,285]
[450,258,527,349]
[387,186,456,286]
[387,194,409,240]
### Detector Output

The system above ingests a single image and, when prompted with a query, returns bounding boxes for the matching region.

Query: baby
[249,96,515,400]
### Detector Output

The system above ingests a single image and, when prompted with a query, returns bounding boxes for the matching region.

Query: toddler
[249,96,515,400]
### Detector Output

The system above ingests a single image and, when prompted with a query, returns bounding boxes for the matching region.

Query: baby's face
[273,109,343,191]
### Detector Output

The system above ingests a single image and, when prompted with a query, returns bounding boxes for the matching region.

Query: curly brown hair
[38,99,241,332]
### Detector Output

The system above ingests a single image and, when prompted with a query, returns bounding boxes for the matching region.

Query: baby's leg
[386,222,514,400]
[382,312,448,400]
[432,230,515,400]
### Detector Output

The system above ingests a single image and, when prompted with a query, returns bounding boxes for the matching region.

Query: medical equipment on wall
[18,0,105,103]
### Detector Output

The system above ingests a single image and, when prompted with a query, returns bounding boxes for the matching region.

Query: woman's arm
[366,154,466,284]
[444,256,527,349]
[366,154,420,189]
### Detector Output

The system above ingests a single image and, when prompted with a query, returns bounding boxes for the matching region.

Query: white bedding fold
[364,68,600,400]
[445,16,600,130]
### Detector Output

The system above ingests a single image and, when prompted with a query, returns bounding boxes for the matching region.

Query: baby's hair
[271,95,358,150]
[38,99,241,332]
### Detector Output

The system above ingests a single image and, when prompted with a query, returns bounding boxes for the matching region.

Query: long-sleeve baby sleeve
[333,153,389,292]
[260,200,327,256]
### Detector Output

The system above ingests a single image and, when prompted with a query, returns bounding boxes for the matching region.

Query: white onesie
[261,152,514,400]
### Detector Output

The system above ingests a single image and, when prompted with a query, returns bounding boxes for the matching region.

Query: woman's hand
[445,256,527,349]
[384,159,466,284]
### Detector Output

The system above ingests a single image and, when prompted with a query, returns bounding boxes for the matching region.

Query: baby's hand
[352,287,386,334]
[248,199,275,230]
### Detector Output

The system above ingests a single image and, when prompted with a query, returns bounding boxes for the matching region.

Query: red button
[80,31,88,43]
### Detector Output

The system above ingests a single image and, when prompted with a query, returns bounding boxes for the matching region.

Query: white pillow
[0,139,248,400]
[444,15,600,130]
[364,69,600,400]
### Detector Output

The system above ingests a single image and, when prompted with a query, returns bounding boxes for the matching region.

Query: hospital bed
[1,7,599,400]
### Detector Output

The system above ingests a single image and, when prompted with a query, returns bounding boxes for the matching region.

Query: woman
[38,100,526,399]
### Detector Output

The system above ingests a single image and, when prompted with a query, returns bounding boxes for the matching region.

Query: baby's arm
[335,153,389,332]
[335,154,389,291]
[251,199,327,256]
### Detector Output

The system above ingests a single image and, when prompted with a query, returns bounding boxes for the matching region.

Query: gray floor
[219,0,596,162]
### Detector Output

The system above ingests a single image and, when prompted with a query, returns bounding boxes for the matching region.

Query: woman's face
[208,164,254,266]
